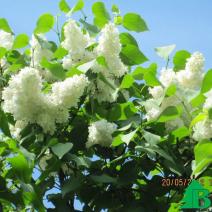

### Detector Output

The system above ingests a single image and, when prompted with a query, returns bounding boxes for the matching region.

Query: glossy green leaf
[40,58,66,79]
[34,13,54,34]
[90,174,117,183]
[193,141,212,177]
[51,143,73,159]
[13,34,29,49]
[173,50,191,71]
[108,102,137,121]
[8,153,33,183]
[0,18,12,33]
[120,44,148,66]
[121,130,137,145]
[0,108,11,137]
[157,106,181,122]
[0,47,7,59]
[190,93,205,107]
[53,46,68,59]
[123,13,148,32]
[120,74,134,89]
[92,2,110,28]
[119,32,138,47]
[62,175,83,196]
[172,126,190,140]
[165,84,177,97]
[201,69,212,93]
[143,131,161,146]
[59,0,70,13]
[70,0,84,14]
[155,44,176,60]
[79,19,99,35]
[112,4,120,14]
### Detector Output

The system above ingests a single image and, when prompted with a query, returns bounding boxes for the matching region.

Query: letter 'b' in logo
[181,180,211,209]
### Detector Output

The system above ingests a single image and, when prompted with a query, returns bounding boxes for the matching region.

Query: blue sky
[1,0,212,210]
[1,0,212,70]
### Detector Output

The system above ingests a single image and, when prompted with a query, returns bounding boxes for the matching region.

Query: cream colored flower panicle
[203,89,212,109]
[148,86,164,99]
[0,30,14,50]
[176,52,205,89]
[159,68,176,87]
[50,74,89,108]
[61,19,95,69]
[185,52,205,73]
[96,23,127,78]
[2,67,88,134]
[86,119,117,148]
[193,119,212,141]
[61,19,92,52]
[2,67,44,121]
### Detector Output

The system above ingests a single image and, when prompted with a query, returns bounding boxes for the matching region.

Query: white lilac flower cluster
[2,67,88,134]
[0,30,14,50]
[193,90,212,140]
[86,119,117,148]
[61,20,127,103]
[1,20,125,139]
[144,52,212,141]
[92,23,128,103]
[61,19,95,69]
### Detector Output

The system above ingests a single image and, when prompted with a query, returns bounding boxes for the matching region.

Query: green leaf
[120,74,134,89]
[112,4,120,14]
[92,2,110,28]
[201,69,212,93]
[51,143,73,159]
[121,130,137,145]
[77,59,96,73]
[123,13,148,32]
[62,175,83,196]
[90,174,117,183]
[34,13,55,34]
[53,46,68,59]
[79,19,99,35]
[96,56,108,67]
[143,131,161,146]
[13,34,29,49]
[0,47,7,59]
[132,63,160,86]
[172,126,190,140]
[157,106,181,122]
[0,18,12,33]
[8,153,33,183]
[98,72,117,90]
[155,44,176,60]
[59,0,70,13]
[190,93,205,107]
[173,50,191,71]
[40,58,66,79]
[108,102,138,121]
[70,0,84,14]
[0,108,11,137]
[208,109,212,120]
[190,113,207,129]
[114,15,123,25]
[66,67,83,77]
[119,32,138,47]
[193,141,212,177]
[165,84,177,97]
[67,154,91,168]
[120,44,148,66]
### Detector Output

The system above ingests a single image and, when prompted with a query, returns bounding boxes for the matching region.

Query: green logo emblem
[181,180,211,209]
